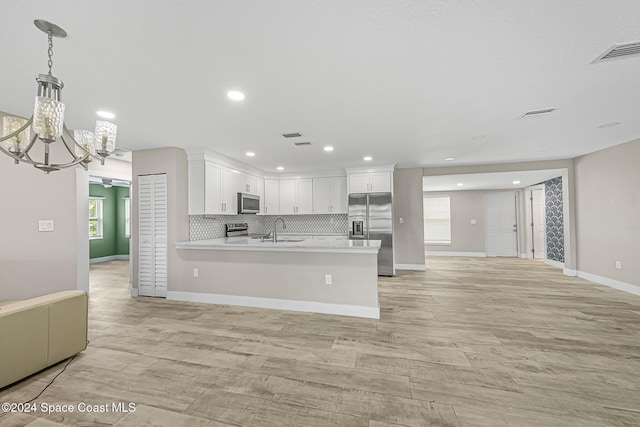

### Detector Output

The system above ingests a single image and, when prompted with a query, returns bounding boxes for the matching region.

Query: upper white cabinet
[188,152,262,215]
[263,179,280,215]
[237,172,259,195]
[313,177,347,214]
[279,179,313,214]
[347,171,392,193]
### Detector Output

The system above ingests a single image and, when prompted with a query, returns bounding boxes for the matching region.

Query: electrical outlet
[193,268,199,277]
[38,220,54,232]
[325,274,332,285]
[615,261,622,270]
[470,219,477,225]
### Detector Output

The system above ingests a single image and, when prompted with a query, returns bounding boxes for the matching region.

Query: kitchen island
[173,237,381,318]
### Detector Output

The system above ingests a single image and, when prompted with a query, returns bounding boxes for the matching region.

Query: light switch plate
[38,220,54,232]
[470,219,477,225]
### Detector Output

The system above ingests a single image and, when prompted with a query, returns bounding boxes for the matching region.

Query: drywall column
[393,168,426,269]
[131,148,189,294]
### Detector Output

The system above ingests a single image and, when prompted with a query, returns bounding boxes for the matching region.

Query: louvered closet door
[138,174,168,297]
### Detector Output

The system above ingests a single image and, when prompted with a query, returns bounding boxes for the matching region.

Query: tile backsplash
[263,214,347,236]
[189,214,348,240]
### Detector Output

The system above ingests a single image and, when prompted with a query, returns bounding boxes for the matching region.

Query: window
[424,195,451,244]
[124,197,131,238]
[89,197,104,239]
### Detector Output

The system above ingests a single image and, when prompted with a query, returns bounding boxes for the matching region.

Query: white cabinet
[221,167,237,214]
[138,174,167,297]
[348,172,392,193]
[263,179,280,215]
[280,179,313,214]
[237,172,259,195]
[313,177,347,213]
[256,177,265,214]
[188,160,239,215]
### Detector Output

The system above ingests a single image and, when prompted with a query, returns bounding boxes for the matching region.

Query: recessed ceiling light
[598,122,621,128]
[227,90,245,101]
[276,166,284,171]
[445,157,455,161]
[457,183,463,187]
[513,180,521,185]
[245,152,255,157]
[96,110,115,119]
[363,156,372,161]
[324,146,334,152]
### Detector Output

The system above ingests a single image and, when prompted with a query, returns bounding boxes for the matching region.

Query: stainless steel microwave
[237,192,260,214]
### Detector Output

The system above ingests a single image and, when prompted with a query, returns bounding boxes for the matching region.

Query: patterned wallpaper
[189,214,348,240]
[545,177,564,263]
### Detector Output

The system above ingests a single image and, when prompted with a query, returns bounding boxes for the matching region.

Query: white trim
[395,263,427,271]
[425,251,487,257]
[130,288,139,297]
[345,165,396,174]
[90,255,130,264]
[545,258,564,269]
[576,271,640,297]
[519,253,528,259]
[563,268,577,276]
[166,291,380,319]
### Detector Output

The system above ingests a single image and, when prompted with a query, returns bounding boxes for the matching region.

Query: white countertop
[175,237,381,254]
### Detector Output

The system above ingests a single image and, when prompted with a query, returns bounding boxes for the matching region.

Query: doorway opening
[88,176,132,285]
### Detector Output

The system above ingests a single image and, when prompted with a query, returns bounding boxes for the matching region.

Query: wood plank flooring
[2,257,640,426]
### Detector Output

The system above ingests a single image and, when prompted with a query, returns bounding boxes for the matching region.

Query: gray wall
[0,111,88,301]
[131,148,189,291]
[423,191,486,254]
[393,168,426,267]
[574,138,640,285]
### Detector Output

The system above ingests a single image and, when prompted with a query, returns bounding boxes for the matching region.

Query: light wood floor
[2,258,640,426]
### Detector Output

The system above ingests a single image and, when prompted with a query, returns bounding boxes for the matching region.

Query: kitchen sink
[276,238,305,243]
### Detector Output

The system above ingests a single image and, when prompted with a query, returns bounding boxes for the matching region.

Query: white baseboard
[395,263,426,271]
[563,268,577,276]
[545,259,565,269]
[90,255,130,264]
[166,291,380,319]
[576,271,640,297]
[130,288,139,297]
[519,253,528,259]
[425,251,487,257]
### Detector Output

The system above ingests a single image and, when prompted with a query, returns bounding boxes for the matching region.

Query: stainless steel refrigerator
[348,193,394,276]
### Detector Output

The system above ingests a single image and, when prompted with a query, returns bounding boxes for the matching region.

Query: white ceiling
[2,1,640,174]
[423,169,564,192]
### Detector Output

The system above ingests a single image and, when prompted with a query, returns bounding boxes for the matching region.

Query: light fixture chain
[47,31,53,74]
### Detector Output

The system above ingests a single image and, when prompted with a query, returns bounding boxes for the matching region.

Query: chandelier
[0,20,117,173]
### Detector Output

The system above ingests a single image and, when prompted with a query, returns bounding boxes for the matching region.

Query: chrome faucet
[273,217,286,242]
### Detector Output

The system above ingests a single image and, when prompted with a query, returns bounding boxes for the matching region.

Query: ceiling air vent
[282,132,303,138]
[293,141,312,146]
[593,40,640,63]
[519,108,557,119]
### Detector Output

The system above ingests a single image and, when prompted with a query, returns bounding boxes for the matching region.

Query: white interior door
[485,192,518,257]
[138,174,167,297]
[531,188,545,259]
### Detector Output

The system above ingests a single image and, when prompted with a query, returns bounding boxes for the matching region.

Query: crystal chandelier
[0,20,117,173]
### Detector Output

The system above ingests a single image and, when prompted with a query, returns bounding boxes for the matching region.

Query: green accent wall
[89,184,130,259]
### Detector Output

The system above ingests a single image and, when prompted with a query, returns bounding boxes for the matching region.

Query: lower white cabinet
[138,174,168,297]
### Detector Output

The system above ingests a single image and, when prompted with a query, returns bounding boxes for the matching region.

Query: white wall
[0,111,87,300]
